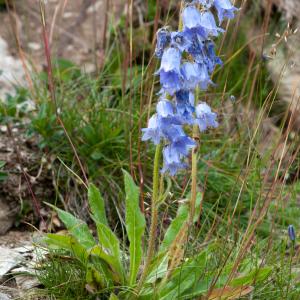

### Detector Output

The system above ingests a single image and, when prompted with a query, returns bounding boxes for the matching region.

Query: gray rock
[0,202,15,235]
[0,293,11,300]
[0,247,24,279]
[11,267,40,290]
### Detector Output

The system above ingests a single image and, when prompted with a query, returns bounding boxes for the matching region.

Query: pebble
[0,293,11,300]
[0,247,24,278]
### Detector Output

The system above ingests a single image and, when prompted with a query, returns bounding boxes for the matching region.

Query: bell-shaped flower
[205,41,223,73]
[184,32,206,63]
[181,62,202,90]
[161,145,187,175]
[213,0,238,24]
[155,28,171,58]
[157,47,183,94]
[182,6,223,38]
[142,114,162,145]
[162,124,186,143]
[195,102,218,132]
[188,0,213,8]
[181,62,212,90]
[172,135,196,156]
[198,10,224,37]
[143,2,236,175]
[175,90,195,124]
[170,31,192,53]
[156,100,175,117]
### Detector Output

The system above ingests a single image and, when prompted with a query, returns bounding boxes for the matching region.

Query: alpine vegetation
[38,2,283,300]
[142,0,237,175]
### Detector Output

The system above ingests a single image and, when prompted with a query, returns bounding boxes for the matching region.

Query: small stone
[11,267,39,290]
[0,247,24,279]
[27,42,41,51]
[0,203,15,235]
[63,12,73,18]
[0,292,11,300]
[13,245,34,254]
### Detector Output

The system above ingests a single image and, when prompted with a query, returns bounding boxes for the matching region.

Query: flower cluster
[142,0,237,175]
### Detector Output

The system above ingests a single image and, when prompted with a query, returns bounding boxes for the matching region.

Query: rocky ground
[0,1,123,298]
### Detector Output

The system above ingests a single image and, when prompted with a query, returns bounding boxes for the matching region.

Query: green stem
[138,144,162,291]
[189,124,199,226]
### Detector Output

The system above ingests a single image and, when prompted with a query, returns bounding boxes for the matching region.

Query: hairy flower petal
[155,28,171,58]
[214,0,238,24]
[195,102,219,132]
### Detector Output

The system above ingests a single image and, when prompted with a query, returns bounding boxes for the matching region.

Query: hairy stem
[189,124,199,226]
[138,143,162,290]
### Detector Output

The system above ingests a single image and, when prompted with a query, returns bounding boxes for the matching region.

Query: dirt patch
[0,125,54,235]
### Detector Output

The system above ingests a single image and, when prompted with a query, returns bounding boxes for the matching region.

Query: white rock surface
[11,267,39,290]
[0,37,26,101]
[0,247,24,278]
[0,292,11,300]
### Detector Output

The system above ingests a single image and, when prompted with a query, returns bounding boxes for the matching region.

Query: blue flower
[205,41,223,73]
[175,90,195,124]
[181,62,201,90]
[156,100,175,117]
[195,102,218,132]
[161,145,188,175]
[214,0,238,24]
[143,1,236,175]
[188,0,213,8]
[198,10,224,37]
[288,225,296,242]
[155,28,171,58]
[157,47,183,94]
[142,114,162,145]
[170,31,192,52]
[162,124,186,143]
[172,136,196,156]
[183,6,223,38]
[184,31,206,63]
[182,6,206,38]
[198,0,213,8]
[181,62,211,90]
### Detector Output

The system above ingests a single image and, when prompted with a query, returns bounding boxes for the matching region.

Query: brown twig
[39,0,89,186]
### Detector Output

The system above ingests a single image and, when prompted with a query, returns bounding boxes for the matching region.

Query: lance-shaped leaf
[44,233,88,263]
[160,192,202,251]
[88,183,108,226]
[95,222,125,283]
[157,246,211,300]
[123,170,146,285]
[48,204,95,249]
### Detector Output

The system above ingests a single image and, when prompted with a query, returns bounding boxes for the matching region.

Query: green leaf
[0,171,7,181]
[0,161,7,181]
[109,293,119,300]
[89,255,115,287]
[95,222,125,283]
[158,247,211,300]
[86,263,105,290]
[48,204,95,249]
[44,233,88,263]
[231,267,272,287]
[123,170,146,285]
[160,193,202,251]
[88,183,108,226]
[145,252,168,284]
